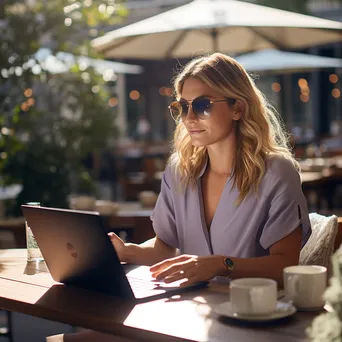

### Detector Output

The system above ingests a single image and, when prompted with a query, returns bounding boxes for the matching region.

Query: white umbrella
[34,48,143,75]
[91,0,342,59]
[235,49,342,130]
[235,49,342,73]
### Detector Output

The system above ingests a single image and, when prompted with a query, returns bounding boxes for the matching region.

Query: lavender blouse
[151,155,311,258]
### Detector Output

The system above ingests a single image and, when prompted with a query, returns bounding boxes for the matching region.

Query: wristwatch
[223,257,234,276]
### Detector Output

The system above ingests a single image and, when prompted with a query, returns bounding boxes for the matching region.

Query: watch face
[224,257,234,269]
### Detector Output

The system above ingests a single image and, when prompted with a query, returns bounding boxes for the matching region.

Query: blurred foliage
[0,0,126,215]
[256,0,342,13]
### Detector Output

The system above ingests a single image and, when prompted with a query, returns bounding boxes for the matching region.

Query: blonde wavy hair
[168,52,299,204]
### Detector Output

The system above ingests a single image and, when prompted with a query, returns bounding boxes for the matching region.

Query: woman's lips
[189,130,205,135]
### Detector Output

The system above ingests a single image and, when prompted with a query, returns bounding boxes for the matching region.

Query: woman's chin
[191,141,206,147]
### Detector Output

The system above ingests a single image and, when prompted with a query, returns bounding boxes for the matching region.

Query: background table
[0,202,155,249]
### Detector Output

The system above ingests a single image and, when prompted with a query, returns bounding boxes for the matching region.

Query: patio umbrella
[235,49,342,73]
[34,48,143,75]
[235,49,342,129]
[91,0,342,59]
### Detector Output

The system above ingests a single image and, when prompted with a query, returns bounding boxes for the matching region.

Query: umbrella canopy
[91,0,342,59]
[34,48,143,75]
[235,49,342,73]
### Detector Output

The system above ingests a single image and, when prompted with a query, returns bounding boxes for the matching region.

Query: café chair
[299,213,338,276]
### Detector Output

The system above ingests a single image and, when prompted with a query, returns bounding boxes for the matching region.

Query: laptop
[21,205,208,302]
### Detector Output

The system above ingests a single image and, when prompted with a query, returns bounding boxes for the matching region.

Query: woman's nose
[184,105,197,122]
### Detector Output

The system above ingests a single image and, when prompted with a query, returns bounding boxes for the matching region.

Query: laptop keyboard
[125,265,185,298]
[127,276,180,298]
[128,276,161,291]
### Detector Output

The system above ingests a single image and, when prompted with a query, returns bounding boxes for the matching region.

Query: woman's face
[180,77,240,148]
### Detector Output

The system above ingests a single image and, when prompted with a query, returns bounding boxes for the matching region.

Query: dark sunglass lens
[193,99,211,119]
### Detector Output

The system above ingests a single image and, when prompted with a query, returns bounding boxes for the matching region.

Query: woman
[51,52,311,341]
[111,52,311,285]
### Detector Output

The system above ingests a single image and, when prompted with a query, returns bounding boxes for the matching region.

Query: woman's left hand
[150,254,225,287]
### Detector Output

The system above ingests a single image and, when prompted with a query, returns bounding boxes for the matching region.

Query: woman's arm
[216,227,302,285]
[109,233,177,266]
[150,227,302,286]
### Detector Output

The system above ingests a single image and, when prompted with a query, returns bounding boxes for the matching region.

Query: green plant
[0,1,127,216]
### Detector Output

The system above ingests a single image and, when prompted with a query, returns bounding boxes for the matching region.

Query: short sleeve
[150,167,179,248]
[259,157,311,250]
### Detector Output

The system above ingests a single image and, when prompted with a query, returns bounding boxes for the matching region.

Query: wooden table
[0,249,318,342]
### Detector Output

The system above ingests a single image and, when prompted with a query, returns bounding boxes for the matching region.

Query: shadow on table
[35,284,136,326]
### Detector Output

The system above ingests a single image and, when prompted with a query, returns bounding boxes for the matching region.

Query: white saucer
[214,301,297,322]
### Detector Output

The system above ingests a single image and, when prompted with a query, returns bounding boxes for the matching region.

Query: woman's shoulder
[265,154,299,179]
[260,154,301,196]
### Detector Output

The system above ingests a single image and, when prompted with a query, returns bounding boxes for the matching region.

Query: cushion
[299,213,338,276]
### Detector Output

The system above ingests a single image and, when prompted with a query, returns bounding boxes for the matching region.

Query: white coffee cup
[283,265,327,310]
[230,278,277,315]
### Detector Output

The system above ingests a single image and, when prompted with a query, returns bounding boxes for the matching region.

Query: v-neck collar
[196,155,234,255]
[197,154,234,183]
[197,178,214,255]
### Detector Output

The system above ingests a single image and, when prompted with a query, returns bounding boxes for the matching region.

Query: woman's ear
[232,100,243,121]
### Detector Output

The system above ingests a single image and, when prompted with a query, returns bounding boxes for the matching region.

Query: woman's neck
[206,137,236,176]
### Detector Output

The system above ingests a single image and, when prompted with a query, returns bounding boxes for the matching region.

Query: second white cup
[283,265,327,310]
[230,278,277,315]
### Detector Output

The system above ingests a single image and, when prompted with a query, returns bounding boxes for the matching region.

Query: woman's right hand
[108,232,126,262]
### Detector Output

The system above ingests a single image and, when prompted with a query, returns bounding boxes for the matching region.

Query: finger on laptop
[150,254,192,273]
[152,259,194,281]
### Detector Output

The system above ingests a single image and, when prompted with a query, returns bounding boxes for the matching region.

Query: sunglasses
[168,97,235,122]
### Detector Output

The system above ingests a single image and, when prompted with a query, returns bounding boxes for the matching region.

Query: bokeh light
[129,90,140,100]
[300,94,310,103]
[24,88,33,97]
[27,98,35,106]
[21,103,29,111]
[332,88,341,99]
[271,82,281,92]
[329,74,338,84]
[159,87,173,96]
[298,78,308,89]
[64,18,72,26]
[108,97,118,107]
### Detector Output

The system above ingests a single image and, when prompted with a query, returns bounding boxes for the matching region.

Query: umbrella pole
[211,29,218,52]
